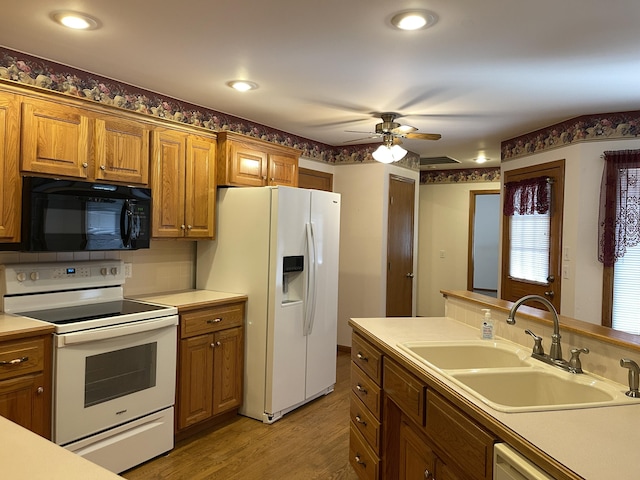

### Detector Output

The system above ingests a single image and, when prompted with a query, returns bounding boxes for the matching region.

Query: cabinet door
[228,142,267,186]
[212,327,243,415]
[436,458,465,480]
[184,135,216,238]
[151,129,186,237]
[399,419,436,480]
[21,98,90,178]
[0,92,20,241]
[268,153,298,187]
[0,373,48,438]
[178,334,214,429]
[94,116,150,185]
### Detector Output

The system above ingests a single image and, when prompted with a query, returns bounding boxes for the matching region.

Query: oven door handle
[56,315,178,347]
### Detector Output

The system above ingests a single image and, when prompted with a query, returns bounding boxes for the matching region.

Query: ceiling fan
[346,113,441,163]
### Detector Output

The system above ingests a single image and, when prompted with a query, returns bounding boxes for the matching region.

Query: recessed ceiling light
[50,11,100,30]
[390,10,438,31]
[226,80,259,92]
[475,155,489,164]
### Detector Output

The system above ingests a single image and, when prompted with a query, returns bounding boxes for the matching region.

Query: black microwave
[20,176,152,252]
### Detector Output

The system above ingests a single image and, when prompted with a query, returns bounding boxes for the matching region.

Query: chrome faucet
[507,294,589,373]
[507,294,563,360]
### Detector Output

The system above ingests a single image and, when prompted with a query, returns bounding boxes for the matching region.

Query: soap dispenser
[481,308,494,340]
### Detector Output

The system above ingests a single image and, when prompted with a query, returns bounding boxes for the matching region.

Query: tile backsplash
[0,240,197,297]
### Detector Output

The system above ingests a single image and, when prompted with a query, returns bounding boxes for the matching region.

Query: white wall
[417,181,500,317]
[501,138,640,324]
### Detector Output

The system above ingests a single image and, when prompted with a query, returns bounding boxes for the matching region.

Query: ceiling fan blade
[343,135,380,143]
[404,132,442,141]
[311,118,369,128]
[345,130,378,134]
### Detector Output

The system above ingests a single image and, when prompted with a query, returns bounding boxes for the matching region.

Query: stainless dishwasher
[494,443,555,480]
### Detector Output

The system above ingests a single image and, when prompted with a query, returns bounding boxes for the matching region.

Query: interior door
[386,175,415,317]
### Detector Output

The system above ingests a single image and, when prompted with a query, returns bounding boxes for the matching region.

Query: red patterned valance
[503,177,550,216]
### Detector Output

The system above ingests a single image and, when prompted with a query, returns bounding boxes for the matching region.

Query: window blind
[613,242,640,334]
[509,211,550,283]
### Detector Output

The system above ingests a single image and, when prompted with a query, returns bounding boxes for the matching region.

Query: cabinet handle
[207,318,223,324]
[355,384,367,395]
[356,352,368,362]
[354,455,366,467]
[82,162,88,168]
[354,415,367,426]
[424,469,433,480]
[0,356,28,366]
[210,341,222,348]
[180,224,186,230]
[100,165,106,170]
[187,225,193,230]
[36,387,44,395]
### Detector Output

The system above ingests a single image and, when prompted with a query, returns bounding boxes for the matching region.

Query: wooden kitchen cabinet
[352,333,498,480]
[21,97,150,184]
[0,334,52,439]
[0,91,21,241]
[151,128,216,239]
[216,131,299,187]
[176,300,245,438]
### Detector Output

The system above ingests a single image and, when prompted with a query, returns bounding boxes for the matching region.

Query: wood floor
[122,351,359,480]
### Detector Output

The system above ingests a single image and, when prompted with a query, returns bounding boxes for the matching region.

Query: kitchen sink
[449,369,635,412]
[397,339,639,412]
[398,340,532,371]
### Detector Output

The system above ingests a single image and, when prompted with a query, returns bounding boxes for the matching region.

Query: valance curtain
[598,150,640,267]
[503,176,550,216]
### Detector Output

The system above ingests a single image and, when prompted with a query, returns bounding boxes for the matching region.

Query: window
[509,210,550,283]
[598,150,640,332]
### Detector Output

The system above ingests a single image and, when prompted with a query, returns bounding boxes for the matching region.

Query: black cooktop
[19,299,169,325]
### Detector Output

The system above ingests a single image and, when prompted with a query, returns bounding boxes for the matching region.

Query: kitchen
[2,2,640,479]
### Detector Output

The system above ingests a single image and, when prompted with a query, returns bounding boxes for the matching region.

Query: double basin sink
[398,339,639,412]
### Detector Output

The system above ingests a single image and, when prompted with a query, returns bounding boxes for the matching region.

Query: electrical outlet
[124,263,132,278]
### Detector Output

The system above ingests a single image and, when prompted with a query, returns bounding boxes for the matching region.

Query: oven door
[53,315,178,445]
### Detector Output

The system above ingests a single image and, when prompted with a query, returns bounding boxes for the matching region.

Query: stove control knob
[111,267,118,275]
[100,268,108,276]
[30,272,40,281]
[16,272,26,282]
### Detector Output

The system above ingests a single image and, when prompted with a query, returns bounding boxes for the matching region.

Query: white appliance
[1,260,178,474]
[494,443,554,480]
[197,186,340,423]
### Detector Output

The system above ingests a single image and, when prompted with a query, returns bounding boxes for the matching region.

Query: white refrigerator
[196,186,341,423]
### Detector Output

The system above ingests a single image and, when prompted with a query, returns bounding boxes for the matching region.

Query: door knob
[406,273,414,278]
[544,290,555,299]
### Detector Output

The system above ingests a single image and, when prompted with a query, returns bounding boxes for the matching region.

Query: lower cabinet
[350,333,498,480]
[176,300,245,437]
[0,334,52,439]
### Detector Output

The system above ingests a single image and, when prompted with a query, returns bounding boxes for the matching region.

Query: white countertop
[350,316,640,480]
[0,416,122,480]
[132,289,247,309]
[0,312,53,340]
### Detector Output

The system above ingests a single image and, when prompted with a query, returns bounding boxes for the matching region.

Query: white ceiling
[2,0,640,169]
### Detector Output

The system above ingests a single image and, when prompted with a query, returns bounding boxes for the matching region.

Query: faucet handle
[620,358,640,398]
[569,347,589,373]
[525,329,544,355]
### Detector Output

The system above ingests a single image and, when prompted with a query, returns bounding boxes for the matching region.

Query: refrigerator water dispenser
[282,255,304,304]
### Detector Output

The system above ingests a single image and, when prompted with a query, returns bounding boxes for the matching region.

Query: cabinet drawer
[383,357,426,427]
[180,303,244,338]
[351,334,382,385]
[350,424,379,480]
[425,391,497,480]
[350,392,381,454]
[351,363,381,419]
[0,337,45,381]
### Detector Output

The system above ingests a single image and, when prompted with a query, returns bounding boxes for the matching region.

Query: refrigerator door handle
[304,222,318,335]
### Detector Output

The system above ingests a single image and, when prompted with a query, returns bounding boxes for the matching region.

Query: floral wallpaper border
[0,46,420,169]
[501,110,640,160]
[420,167,500,184]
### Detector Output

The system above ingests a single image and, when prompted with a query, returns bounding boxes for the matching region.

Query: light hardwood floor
[122,351,359,480]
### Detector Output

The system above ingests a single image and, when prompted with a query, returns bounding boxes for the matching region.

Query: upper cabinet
[151,128,216,239]
[216,131,299,187]
[0,91,21,242]
[20,97,150,185]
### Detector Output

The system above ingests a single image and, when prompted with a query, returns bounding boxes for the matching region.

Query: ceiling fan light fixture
[50,11,100,30]
[227,80,259,92]
[390,10,438,31]
[372,144,407,163]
